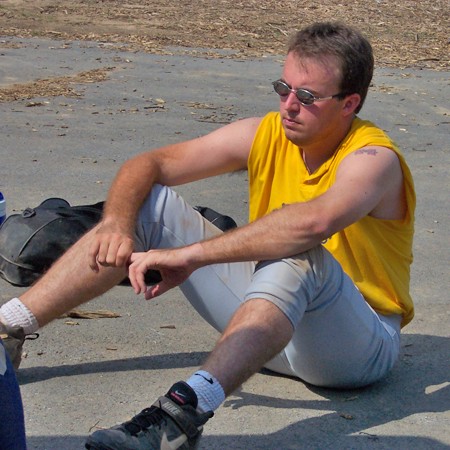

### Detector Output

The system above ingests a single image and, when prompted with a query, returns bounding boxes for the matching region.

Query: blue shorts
[0,341,27,450]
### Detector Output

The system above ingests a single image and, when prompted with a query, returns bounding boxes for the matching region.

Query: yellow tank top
[248,112,415,326]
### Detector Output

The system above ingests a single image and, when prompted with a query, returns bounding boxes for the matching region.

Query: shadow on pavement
[17,351,209,385]
[22,334,449,449]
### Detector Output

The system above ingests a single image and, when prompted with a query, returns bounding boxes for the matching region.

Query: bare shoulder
[207,116,263,141]
[338,146,405,220]
[341,146,402,178]
[350,145,399,159]
[195,116,263,162]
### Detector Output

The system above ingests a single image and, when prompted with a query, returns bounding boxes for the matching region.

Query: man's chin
[283,127,306,146]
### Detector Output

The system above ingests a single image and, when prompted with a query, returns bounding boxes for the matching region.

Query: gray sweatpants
[135,184,402,389]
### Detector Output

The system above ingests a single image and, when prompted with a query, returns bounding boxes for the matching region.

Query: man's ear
[342,93,361,116]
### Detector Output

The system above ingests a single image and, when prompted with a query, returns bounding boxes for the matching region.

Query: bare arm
[88,117,262,269]
[195,145,405,262]
[129,145,406,297]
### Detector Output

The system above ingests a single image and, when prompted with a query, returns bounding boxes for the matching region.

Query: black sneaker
[85,381,213,450]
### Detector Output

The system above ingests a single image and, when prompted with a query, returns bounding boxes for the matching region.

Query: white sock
[186,370,226,413]
[0,298,39,334]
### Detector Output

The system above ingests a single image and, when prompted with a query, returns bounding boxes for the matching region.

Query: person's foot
[0,324,38,370]
[85,381,213,450]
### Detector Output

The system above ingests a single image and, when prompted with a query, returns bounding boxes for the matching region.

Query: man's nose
[285,91,301,110]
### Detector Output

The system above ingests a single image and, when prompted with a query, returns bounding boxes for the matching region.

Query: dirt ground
[0,0,448,102]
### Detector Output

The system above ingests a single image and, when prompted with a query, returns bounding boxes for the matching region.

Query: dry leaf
[62,309,121,319]
[64,320,80,326]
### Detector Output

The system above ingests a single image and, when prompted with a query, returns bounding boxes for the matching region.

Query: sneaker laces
[123,406,167,436]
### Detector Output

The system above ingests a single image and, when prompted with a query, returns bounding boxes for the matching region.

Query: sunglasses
[272,80,344,106]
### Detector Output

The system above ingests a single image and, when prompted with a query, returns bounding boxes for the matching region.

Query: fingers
[98,237,133,267]
[144,282,171,300]
[88,239,101,271]
[128,249,192,300]
[128,252,180,297]
[88,226,134,271]
[128,252,150,294]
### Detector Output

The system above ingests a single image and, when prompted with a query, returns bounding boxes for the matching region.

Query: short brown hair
[288,22,374,113]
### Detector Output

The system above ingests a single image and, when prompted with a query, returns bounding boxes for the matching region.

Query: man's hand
[88,221,134,271]
[128,248,198,300]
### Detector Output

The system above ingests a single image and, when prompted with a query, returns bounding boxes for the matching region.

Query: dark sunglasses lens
[273,81,290,96]
[296,89,315,105]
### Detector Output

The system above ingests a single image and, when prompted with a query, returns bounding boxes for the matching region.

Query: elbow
[308,217,332,243]
[281,203,339,249]
[291,213,332,246]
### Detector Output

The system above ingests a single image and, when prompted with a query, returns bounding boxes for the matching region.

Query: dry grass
[1,0,448,68]
[0,0,448,101]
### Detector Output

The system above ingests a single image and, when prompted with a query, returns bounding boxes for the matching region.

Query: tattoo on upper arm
[354,148,378,156]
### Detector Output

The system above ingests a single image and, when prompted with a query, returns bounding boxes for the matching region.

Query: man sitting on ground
[0,22,415,450]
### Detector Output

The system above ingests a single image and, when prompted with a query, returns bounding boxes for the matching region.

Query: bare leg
[201,298,294,396]
[19,226,127,328]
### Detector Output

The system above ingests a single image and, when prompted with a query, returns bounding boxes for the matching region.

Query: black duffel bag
[0,198,236,287]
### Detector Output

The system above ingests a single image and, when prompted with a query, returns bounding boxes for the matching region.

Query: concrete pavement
[0,36,449,449]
